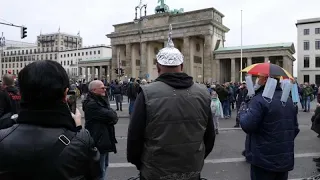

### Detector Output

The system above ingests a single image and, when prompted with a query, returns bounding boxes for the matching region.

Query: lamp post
[0,32,5,77]
[134,0,147,79]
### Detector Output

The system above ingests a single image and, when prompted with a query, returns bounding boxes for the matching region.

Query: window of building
[78,53,80,56]
[90,51,92,55]
[316,57,320,67]
[304,41,310,50]
[304,29,310,35]
[64,61,66,66]
[304,56,310,68]
[74,53,76,57]
[304,75,310,83]
[64,54,66,58]
[316,75,320,85]
[18,51,20,55]
[316,28,320,34]
[22,50,24,55]
[82,52,84,56]
[98,50,100,54]
[67,61,69,65]
[71,54,73,57]
[316,40,320,50]
[67,54,69,57]
[61,41,63,45]
[86,52,88,55]
[26,50,28,54]
[94,51,96,55]
[61,55,63,58]
[9,64,11,68]
[13,63,15,68]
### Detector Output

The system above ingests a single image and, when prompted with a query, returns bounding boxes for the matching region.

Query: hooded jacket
[127,73,215,180]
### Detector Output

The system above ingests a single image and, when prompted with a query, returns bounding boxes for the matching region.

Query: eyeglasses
[95,87,106,90]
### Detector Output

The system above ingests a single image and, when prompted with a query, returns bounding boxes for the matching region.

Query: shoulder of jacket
[73,129,93,147]
[0,124,19,142]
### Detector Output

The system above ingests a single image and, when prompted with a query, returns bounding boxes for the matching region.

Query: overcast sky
[1,0,320,76]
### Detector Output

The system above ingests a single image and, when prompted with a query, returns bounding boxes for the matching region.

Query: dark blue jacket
[239,86,300,172]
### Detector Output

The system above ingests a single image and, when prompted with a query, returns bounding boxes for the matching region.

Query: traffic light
[21,26,27,39]
[114,68,119,75]
[120,68,124,76]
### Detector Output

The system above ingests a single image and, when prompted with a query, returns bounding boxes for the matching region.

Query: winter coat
[239,86,300,172]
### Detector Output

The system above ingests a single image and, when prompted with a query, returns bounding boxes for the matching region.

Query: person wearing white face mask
[239,74,300,180]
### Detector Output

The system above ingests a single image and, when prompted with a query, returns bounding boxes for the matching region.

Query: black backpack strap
[50,129,76,161]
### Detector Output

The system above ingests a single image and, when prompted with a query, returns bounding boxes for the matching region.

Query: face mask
[262,77,277,100]
[245,75,255,96]
[254,78,261,90]
[281,82,293,103]
[291,83,300,103]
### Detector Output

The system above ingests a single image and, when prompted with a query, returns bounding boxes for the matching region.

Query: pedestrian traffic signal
[114,68,119,75]
[21,27,27,39]
[120,68,124,76]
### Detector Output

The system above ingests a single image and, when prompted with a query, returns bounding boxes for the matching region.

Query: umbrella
[241,62,293,79]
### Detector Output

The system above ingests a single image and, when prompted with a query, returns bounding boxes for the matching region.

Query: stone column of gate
[204,35,213,83]
[111,46,118,81]
[125,44,132,78]
[140,42,147,79]
[107,65,111,82]
[264,56,269,63]
[78,67,82,77]
[91,66,95,80]
[85,67,88,82]
[99,66,103,80]
[215,59,221,83]
[231,58,236,82]
[183,36,190,74]
[247,57,252,67]
[283,56,292,75]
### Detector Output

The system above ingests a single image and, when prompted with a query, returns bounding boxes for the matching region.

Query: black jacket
[0,102,101,180]
[83,92,118,154]
[127,73,215,170]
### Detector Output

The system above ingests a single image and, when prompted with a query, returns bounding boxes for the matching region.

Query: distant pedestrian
[210,90,223,134]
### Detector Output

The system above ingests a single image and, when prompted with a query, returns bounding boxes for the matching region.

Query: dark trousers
[115,94,122,110]
[251,165,288,180]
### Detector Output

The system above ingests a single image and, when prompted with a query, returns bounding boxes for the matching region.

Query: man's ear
[63,88,69,102]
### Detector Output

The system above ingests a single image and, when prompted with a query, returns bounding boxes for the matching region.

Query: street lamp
[134,0,147,79]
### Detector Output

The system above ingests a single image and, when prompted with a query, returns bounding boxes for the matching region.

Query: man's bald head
[3,74,14,87]
[89,80,106,96]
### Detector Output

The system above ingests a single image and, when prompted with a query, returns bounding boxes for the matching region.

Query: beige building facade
[107,8,229,82]
[214,43,296,83]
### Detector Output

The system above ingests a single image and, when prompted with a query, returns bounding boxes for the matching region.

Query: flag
[58,26,60,32]
[40,29,42,35]
[77,31,80,36]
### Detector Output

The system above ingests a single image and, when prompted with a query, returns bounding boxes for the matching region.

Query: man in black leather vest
[127,25,215,180]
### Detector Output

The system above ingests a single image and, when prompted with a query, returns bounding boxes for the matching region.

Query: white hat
[156,24,184,66]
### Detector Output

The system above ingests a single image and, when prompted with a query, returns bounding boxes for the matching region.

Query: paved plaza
[78,98,320,180]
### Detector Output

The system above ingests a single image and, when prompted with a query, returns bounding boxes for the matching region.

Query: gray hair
[88,80,103,91]
[2,74,14,86]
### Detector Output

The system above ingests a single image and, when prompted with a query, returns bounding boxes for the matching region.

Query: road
[78,97,320,180]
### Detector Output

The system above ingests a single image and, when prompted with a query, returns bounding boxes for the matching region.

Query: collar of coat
[16,102,77,131]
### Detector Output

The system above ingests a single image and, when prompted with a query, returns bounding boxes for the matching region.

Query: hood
[155,72,194,89]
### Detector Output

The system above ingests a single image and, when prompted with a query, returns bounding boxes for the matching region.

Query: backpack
[0,89,20,130]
